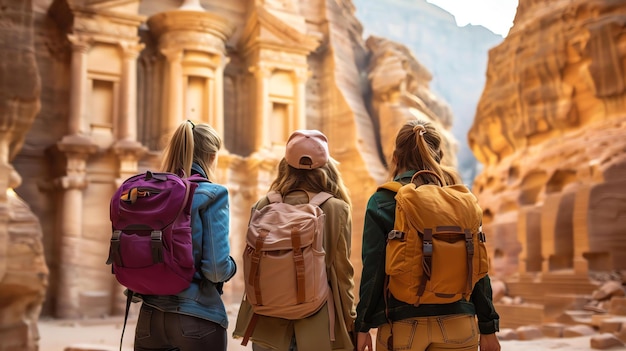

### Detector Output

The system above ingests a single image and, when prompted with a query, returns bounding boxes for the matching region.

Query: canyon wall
[0,1,48,350]
[1,0,454,349]
[469,0,626,326]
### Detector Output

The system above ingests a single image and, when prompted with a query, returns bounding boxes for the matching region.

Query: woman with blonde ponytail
[355,120,501,351]
[134,120,237,351]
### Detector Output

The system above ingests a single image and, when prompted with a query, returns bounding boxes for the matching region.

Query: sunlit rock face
[365,35,458,169]
[469,0,626,288]
[353,0,504,183]
[0,1,48,350]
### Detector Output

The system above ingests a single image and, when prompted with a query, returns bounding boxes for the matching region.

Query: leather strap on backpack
[117,289,134,351]
[383,274,394,350]
[464,228,474,299]
[291,227,306,304]
[267,191,283,203]
[240,312,259,346]
[378,181,402,193]
[416,228,433,301]
[249,230,269,305]
[411,169,445,186]
[309,192,333,206]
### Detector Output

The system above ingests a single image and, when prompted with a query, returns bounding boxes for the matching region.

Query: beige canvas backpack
[243,190,333,319]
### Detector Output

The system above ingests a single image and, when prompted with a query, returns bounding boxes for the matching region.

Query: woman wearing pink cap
[233,130,356,351]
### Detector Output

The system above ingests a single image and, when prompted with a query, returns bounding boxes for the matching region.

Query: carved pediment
[239,6,319,55]
[49,0,145,37]
[84,0,141,15]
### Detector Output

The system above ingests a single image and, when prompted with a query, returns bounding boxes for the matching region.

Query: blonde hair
[390,119,461,186]
[160,121,222,180]
[270,158,351,207]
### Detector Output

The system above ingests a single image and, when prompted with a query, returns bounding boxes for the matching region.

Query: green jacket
[233,190,356,351]
[355,170,500,334]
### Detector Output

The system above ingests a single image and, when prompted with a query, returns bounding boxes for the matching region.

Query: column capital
[294,68,310,82]
[58,175,88,190]
[249,65,273,79]
[119,41,145,60]
[67,34,93,53]
[160,48,183,63]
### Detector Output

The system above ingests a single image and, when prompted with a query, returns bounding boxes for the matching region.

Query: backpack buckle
[423,241,433,255]
[151,230,163,263]
[107,230,123,266]
[387,230,405,241]
[479,231,486,243]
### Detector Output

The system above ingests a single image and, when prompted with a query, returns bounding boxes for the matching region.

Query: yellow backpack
[379,170,490,306]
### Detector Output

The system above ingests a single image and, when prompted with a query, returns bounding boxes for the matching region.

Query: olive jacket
[233,190,356,351]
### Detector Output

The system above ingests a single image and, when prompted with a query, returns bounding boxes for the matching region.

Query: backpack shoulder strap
[267,190,283,203]
[188,174,211,183]
[309,192,333,207]
[378,181,402,193]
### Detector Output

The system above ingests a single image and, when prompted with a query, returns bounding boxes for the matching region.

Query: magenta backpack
[107,171,205,295]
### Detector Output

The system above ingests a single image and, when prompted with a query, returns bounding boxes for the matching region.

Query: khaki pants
[376,314,479,351]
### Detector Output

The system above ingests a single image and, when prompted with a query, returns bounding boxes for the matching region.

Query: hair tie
[413,124,426,136]
[186,119,195,130]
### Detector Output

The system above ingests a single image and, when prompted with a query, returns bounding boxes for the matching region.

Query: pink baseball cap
[285,130,329,169]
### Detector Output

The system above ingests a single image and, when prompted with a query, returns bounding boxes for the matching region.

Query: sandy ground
[38,302,252,351]
[37,315,253,351]
[37,314,625,351]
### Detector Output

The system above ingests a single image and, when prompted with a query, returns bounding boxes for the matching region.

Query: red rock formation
[0,1,48,350]
[469,0,626,328]
[365,35,458,169]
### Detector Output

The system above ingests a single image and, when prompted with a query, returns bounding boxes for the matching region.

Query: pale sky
[426,0,519,37]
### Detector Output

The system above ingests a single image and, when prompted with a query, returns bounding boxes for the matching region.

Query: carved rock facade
[469,0,626,327]
[2,0,455,349]
[0,1,48,350]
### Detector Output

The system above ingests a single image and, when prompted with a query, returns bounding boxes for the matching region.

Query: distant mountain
[353,0,504,184]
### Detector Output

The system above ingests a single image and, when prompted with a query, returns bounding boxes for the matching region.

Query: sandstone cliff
[469,0,626,327]
[353,0,504,183]
[0,1,48,350]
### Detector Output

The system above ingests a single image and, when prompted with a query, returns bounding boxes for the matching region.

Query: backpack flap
[246,202,321,250]
[397,184,482,232]
[111,172,196,230]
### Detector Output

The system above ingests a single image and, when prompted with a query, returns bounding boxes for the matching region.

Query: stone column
[294,68,308,130]
[251,65,271,150]
[0,137,10,282]
[67,35,91,136]
[213,56,229,140]
[540,193,560,273]
[119,41,144,141]
[54,150,91,318]
[180,0,204,10]
[517,205,542,274]
[162,48,184,136]
[110,148,144,315]
[572,184,592,274]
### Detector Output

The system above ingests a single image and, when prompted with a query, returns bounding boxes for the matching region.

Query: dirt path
[37,316,615,351]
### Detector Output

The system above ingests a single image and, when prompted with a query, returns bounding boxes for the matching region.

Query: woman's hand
[357,331,372,351]
[479,333,501,351]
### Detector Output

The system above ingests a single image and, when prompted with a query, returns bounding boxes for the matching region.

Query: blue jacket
[142,163,237,328]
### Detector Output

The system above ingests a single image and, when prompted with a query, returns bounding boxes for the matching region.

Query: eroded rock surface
[469,0,626,330]
[0,1,47,350]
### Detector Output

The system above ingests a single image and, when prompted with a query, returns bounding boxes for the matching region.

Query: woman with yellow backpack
[355,120,501,351]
